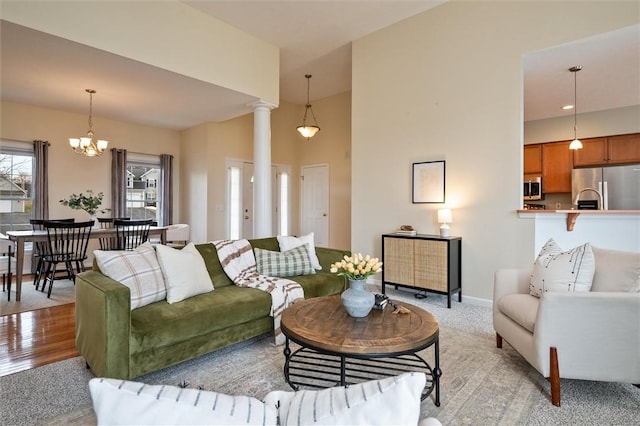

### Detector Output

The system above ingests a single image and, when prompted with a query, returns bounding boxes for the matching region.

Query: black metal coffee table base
[283,340,441,405]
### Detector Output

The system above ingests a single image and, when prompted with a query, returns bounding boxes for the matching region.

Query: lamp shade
[437,208,453,224]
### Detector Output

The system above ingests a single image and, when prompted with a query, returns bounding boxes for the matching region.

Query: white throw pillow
[155,243,213,304]
[94,242,166,310]
[591,246,640,292]
[277,232,322,270]
[529,238,595,297]
[263,372,425,426]
[89,378,277,426]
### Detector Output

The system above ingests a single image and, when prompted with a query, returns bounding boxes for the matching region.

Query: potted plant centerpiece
[59,190,109,224]
[330,253,383,317]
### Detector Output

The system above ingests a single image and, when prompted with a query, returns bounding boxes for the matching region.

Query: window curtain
[32,140,49,220]
[32,140,49,272]
[111,148,127,218]
[160,154,173,226]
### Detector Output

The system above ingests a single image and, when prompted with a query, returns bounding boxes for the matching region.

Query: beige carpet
[2,290,639,425]
[0,278,75,316]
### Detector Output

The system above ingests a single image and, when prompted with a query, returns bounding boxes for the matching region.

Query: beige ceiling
[1,2,638,130]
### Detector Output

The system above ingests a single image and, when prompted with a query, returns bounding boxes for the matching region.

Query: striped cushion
[263,372,425,425]
[94,242,166,309]
[254,245,315,277]
[89,378,277,426]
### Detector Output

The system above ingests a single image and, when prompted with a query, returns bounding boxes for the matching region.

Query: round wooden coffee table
[280,295,441,406]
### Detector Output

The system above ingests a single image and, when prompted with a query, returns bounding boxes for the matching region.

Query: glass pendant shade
[569,138,583,150]
[297,123,320,138]
[69,89,109,157]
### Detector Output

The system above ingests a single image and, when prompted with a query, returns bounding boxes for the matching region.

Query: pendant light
[69,89,109,157]
[568,66,583,150]
[296,74,320,140]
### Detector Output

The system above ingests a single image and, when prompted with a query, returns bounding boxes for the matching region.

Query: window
[0,140,34,233]
[126,154,162,224]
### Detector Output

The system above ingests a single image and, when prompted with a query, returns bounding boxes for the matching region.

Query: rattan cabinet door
[383,237,414,286]
[414,239,447,292]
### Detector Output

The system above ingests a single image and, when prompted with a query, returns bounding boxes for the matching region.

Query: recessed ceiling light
[562,105,574,110]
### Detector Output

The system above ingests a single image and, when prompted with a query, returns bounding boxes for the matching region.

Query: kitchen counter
[518,209,640,231]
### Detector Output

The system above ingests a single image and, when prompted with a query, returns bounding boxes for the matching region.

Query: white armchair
[493,258,640,406]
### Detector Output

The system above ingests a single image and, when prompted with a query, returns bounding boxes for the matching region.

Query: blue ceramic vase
[341,279,375,317]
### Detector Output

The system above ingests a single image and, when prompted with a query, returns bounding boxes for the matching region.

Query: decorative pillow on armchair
[529,238,595,297]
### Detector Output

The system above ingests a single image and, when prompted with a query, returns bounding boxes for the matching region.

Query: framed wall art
[412,160,445,203]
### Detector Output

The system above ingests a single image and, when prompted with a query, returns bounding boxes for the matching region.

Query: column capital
[249,100,278,111]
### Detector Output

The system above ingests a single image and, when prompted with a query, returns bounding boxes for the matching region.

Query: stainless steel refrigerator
[571,165,640,210]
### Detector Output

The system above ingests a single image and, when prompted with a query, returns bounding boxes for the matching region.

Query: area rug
[0,278,75,316]
[1,290,639,425]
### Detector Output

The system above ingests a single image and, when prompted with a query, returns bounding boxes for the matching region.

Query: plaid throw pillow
[254,245,315,277]
[94,242,166,309]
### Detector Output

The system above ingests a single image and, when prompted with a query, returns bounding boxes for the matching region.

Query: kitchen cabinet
[524,144,542,175]
[542,141,573,193]
[573,133,640,167]
[382,234,461,308]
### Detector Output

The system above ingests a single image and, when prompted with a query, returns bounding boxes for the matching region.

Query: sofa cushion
[277,233,322,270]
[94,242,166,310]
[497,293,539,333]
[591,246,640,293]
[263,372,425,426]
[254,245,315,277]
[129,285,272,354]
[89,377,277,426]
[529,239,595,297]
[156,243,214,303]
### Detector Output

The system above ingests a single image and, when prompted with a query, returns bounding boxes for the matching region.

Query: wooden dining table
[5,226,167,302]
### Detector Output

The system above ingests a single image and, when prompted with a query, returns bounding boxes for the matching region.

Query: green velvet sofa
[75,237,349,380]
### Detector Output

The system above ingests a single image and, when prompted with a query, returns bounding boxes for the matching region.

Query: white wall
[352,1,639,301]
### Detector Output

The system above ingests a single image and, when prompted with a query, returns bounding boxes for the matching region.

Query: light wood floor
[0,303,79,377]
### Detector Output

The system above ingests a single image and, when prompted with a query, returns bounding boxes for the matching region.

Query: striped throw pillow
[254,245,315,277]
[94,242,166,309]
[89,378,277,426]
[263,372,425,425]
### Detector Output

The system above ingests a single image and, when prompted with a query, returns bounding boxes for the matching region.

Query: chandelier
[296,74,320,140]
[69,89,109,157]
[568,66,583,150]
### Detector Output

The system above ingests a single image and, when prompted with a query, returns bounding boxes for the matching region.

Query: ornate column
[251,100,277,238]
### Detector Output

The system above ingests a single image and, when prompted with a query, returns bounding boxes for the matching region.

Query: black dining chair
[30,218,75,290]
[41,220,94,298]
[97,217,130,250]
[114,219,153,250]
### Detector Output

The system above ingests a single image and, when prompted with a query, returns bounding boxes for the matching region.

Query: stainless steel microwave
[524,177,542,201]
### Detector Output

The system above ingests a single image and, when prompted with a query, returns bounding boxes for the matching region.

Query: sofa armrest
[75,270,132,379]
[493,268,531,308]
[315,246,351,271]
[534,292,640,382]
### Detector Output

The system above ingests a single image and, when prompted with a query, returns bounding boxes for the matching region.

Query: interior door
[300,164,329,247]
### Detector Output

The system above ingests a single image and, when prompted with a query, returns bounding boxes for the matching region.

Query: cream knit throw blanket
[212,239,304,345]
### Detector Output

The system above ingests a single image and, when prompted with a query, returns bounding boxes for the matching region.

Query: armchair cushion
[497,294,538,333]
[529,239,595,297]
[591,246,640,293]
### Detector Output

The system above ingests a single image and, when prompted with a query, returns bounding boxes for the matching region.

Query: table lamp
[437,208,453,237]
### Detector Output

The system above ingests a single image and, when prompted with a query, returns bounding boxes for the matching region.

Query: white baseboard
[367,277,493,308]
